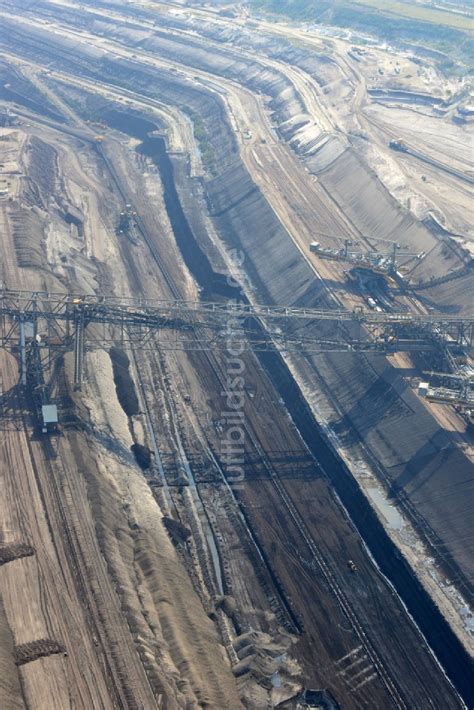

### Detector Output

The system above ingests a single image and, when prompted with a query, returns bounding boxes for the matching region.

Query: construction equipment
[0,288,472,430]
[411,261,473,292]
[347,560,358,573]
[116,204,140,245]
[418,371,474,408]
[309,234,423,277]
[16,318,58,433]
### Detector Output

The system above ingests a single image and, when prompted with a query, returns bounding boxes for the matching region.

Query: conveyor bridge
[0,288,472,392]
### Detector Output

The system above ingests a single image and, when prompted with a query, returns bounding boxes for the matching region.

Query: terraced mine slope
[0,0,472,708]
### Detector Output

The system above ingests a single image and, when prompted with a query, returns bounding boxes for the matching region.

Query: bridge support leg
[19,317,27,387]
[73,314,85,391]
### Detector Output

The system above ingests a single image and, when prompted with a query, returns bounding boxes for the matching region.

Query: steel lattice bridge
[0,288,472,391]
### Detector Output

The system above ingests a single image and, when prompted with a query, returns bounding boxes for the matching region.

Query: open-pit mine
[0,0,473,708]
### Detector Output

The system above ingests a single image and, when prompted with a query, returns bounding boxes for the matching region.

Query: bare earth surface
[0,0,472,708]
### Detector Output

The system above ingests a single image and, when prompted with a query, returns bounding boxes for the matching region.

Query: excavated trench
[1,11,471,704]
[113,115,473,706]
[99,108,242,300]
[3,23,470,693]
[138,136,242,301]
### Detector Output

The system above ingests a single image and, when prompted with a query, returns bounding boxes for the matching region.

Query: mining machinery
[0,288,472,431]
[418,371,474,423]
[309,234,423,277]
[116,204,140,245]
[418,370,474,428]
